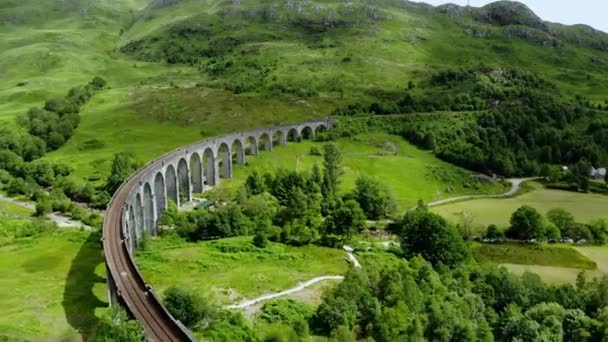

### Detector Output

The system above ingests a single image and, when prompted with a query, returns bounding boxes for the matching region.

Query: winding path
[427,177,540,207]
[225,245,362,310]
[225,276,345,309]
[0,194,92,229]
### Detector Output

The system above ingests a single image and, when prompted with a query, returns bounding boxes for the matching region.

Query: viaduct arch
[102,118,335,341]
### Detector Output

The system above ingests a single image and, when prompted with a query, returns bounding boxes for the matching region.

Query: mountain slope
[0,0,607,180]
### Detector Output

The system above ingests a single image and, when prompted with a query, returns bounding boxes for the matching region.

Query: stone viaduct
[102,118,335,341]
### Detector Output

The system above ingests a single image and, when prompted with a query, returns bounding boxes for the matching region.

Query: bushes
[20,76,106,153]
[163,286,215,329]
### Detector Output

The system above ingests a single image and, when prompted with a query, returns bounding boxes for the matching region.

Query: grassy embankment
[472,242,608,284]
[135,236,350,305]
[0,218,106,340]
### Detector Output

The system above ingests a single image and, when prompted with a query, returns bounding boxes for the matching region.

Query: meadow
[431,184,608,229]
[0,224,106,340]
[473,243,608,284]
[135,236,350,305]
[0,199,32,219]
[219,133,507,210]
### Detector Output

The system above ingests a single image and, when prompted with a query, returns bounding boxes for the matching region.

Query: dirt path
[226,246,362,310]
[0,194,92,230]
[224,276,345,309]
[427,177,540,207]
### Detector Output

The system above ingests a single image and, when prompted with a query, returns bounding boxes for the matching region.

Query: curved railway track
[103,157,194,341]
[103,119,333,341]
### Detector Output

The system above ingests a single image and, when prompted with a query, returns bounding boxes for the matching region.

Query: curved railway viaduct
[102,118,335,341]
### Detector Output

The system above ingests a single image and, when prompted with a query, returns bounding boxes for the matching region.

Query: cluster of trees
[311,253,608,341]
[0,149,140,227]
[482,206,608,244]
[332,67,607,178]
[17,76,106,153]
[160,144,396,247]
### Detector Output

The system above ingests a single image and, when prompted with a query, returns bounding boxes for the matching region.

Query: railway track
[103,159,193,341]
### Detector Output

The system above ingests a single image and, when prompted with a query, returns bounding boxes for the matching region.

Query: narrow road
[0,194,92,230]
[225,276,345,309]
[427,177,540,207]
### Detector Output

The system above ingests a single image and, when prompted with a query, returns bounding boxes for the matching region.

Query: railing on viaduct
[102,118,335,341]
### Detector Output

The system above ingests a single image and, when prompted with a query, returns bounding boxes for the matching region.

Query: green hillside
[0,0,607,180]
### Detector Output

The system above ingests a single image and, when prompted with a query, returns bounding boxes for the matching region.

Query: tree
[547,208,576,238]
[353,174,396,220]
[545,224,562,242]
[90,76,108,90]
[484,224,504,241]
[92,308,145,342]
[323,143,343,195]
[324,200,366,240]
[573,159,592,192]
[105,152,138,195]
[35,196,52,217]
[506,206,545,241]
[399,207,470,267]
[253,230,269,248]
[163,286,215,329]
[245,170,265,196]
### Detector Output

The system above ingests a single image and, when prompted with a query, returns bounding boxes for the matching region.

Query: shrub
[253,230,269,248]
[309,146,322,156]
[35,196,52,217]
[164,286,215,329]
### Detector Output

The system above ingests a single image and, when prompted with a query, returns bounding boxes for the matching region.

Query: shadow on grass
[62,231,107,338]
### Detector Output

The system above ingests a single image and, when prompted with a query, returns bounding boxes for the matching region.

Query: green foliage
[352,174,396,220]
[92,308,145,342]
[507,205,546,241]
[105,152,138,195]
[400,207,470,267]
[323,200,366,240]
[253,230,269,248]
[34,195,52,217]
[202,310,257,342]
[323,143,343,195]
[163,286,215,329]
[484,224,505,241]
[256,299,314,326]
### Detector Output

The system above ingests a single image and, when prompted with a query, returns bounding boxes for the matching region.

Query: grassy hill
[0,0,606,181]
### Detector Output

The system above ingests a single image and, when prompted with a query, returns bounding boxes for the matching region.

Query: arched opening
[190,153,203,194]
[128,205,137,252]
[177,158,190,203]
[301,126,314,140]
[232,139,245,165]
[135,194,144,245]
[203,148,216,186]
[315,124,327,137]
[245,136,258,156]
[218,143,232,179]
[143,183,155,235]
[259,133,272,152]
[154,172,166,218]
[287,128,299,142]
[273,130,286,146]
[165,164,178,206]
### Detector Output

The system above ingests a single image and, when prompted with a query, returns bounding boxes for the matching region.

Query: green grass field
[218,133,507,210]
[431,185,608,229]
[0,226,106,340]
[473,243,597,270]
[474,243,608,284]
[135,236,350,305]
[0,199,32,219]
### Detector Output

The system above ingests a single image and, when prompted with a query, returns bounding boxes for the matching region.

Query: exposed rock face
[473,1,547,31]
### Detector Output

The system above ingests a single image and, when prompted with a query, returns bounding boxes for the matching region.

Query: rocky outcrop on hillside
[472,1,547,31]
